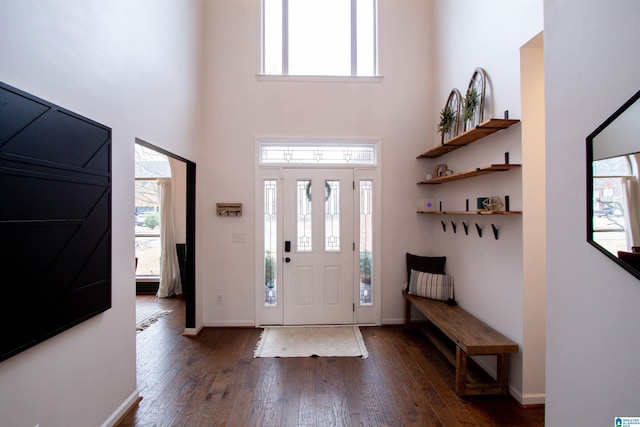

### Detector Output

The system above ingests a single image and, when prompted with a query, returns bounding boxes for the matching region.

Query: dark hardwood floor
[119,295,544,426]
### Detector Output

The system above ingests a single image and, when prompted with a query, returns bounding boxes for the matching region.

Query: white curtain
[621,176,640,250]
[157,178,183,298]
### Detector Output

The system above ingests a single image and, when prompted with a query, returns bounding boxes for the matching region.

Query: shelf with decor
[417,163,521,185]
[417,118,520,159]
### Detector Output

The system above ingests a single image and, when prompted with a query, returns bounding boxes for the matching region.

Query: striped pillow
[408,269,454,302]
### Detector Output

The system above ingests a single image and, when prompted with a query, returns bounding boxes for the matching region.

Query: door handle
[285,257,291,263]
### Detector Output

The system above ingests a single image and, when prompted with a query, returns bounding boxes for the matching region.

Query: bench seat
[403,291,518,396]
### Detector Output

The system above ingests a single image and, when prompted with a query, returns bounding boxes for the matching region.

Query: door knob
[285,257,291,263]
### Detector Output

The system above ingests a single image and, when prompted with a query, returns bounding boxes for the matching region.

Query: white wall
[545,0,640,424]
[200,0,436,326]
[520,33,547,405]
[430,0,543,404]
[0,1,202,425]
[169,157,188,244]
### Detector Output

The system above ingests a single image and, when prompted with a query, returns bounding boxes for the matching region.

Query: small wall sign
[216,203,242,216]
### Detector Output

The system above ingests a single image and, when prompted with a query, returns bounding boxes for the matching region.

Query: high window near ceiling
[262,0,378,77]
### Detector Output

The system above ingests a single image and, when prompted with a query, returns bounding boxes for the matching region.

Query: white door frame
[254,139,382,326]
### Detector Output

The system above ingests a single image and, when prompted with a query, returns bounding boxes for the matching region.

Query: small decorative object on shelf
[463,67,487,131]
[438,89,462,145]
[462,86,479,125]
[477,197,487,210]
[433,163,453,178]
[420,198,436,212]
[482,196,504,212]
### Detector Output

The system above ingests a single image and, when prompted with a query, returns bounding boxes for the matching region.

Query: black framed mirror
[587,89,640,280]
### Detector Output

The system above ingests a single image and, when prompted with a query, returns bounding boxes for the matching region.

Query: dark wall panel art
[0,82,112,362]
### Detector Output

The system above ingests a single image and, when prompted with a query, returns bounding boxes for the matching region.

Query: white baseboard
[101,389,140,427]
[381,317,404,325]
[473,357,546,406]
[516,392,546,406]
[204,320,257,327]
[183,325,203,337]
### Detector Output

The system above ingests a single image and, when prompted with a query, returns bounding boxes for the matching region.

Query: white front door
[282,169,354,325]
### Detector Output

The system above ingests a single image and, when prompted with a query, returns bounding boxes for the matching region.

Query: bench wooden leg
[404,296,412,329]
[455,346,468,395]
[496,353,509,394]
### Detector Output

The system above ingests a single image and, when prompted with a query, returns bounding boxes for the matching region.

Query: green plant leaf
[462,87,479,123]
[437,105,455,136]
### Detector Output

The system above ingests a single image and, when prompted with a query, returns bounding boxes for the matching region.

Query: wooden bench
[403,291,518,396]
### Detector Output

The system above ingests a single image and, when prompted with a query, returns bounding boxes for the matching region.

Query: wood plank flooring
[119,295,544,426]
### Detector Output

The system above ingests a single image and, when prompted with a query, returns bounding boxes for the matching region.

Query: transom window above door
[258,140,378,165]
[261,0,378,77]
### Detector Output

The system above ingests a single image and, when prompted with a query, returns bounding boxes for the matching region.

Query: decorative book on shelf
[418,118,520,159]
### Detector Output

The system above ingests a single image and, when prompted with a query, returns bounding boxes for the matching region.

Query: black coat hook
[441,220,446,232]
[475,223,483,238]
[463,222,469,235]
[451,221,457,233]
[492,224,499,240]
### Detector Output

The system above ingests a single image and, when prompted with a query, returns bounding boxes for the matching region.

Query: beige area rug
[136,309,172,333]
[254,326,368,358]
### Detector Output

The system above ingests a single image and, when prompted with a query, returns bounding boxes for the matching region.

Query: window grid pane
[264,180,278,306]
[288,0,351,76]
[263,0,283,75]
[135,180,161,277]
[325,180,340,251]
[359,180,373,305]
[356,0,376,76]
[135,236,160,276]
[297,180,313,251]
[260,144,376,165]
[592,177,627,255]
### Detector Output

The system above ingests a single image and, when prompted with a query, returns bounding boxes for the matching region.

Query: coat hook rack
[463,221,469,235]
[491,224,499,240]
[441,220,447,232]
[475,223,483,238]
[451,221,457,233]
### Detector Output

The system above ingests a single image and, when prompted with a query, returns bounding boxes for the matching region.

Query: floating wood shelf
[417,210,522,215]
[417,118,520,159]
[417,164,521,185]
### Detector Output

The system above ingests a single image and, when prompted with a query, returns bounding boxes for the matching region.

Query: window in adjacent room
[262,0,377,76]
[592,155,636,254]
[135,145,171,278]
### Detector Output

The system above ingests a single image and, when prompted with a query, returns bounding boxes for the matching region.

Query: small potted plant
[437,105,456,144]
[462,86,479,127]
